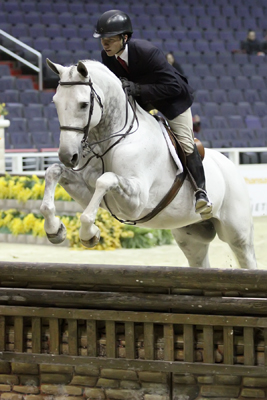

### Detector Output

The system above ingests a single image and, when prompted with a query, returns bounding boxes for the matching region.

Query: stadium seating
[1,0,267,157]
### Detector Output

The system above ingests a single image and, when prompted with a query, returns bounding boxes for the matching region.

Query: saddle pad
[158,119,184,175]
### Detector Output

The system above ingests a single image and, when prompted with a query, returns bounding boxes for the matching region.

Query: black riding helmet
[93,10,133,39]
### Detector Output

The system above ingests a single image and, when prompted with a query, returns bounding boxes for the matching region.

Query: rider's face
[101,35,124,57]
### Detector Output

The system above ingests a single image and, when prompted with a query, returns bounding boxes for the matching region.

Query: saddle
[153,114,205,167]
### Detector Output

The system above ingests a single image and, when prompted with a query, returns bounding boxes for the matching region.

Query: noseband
[59,78,104,151]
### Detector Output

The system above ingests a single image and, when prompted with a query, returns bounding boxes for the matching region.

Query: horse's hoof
[46,223,67,244]
[80,232,100,248]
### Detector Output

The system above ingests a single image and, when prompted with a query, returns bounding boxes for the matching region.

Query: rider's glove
[121,78,141,97]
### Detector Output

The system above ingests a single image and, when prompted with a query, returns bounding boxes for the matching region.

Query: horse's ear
[46,58,62,75]
[77,61,88,78]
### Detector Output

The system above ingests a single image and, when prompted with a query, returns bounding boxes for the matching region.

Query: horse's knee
[45,163,63,181]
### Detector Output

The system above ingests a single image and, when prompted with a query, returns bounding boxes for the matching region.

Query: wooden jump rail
[1,261,267,379]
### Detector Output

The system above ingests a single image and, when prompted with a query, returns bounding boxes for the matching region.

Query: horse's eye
[80,102,89,109]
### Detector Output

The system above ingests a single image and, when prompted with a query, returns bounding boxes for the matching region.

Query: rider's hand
[121,78,141,97]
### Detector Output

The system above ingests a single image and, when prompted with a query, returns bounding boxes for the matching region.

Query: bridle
[59,78,103,151]
[58,77,139,171]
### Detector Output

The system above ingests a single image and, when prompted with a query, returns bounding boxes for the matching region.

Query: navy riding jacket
[101,38,194,120]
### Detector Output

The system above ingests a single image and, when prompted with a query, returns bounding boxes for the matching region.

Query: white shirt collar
[115,44,128,65]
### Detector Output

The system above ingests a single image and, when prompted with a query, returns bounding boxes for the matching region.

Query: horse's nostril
[71,153,78,165]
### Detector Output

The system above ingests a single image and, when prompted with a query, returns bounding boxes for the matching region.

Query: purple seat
[242,64,257,76]
[11,24,29,38]
[220,102,237,117]
[8,118,27,134]
[236,102,253,117]
[152,16,168,29]
[29,24,46,39]
[43,103,57,119]
[228,115,245,129]
[19,90,40,105]
[24,104,44,119]
[6,103,23,118]
[243,89,260,103]
[50,37,67,51]
[52,3,69,13]
[250,76,266,90]
[45,24,62,39]
[235,76,250,90]
[202,76,218,90]
[10,132,33,149]
[260,89,267,103]
[39,90,55,105]
[245,116,262,130]
[172,30,187,41]
[187,30,203,41]
[28,117,49,134]
[31,131,54,151]
[211,89,228,104]
[40,12,59,25]
[194,89,211,103]
[15,78,33,91]
[61,25,78,39]
[3,90,19,103]
[227,89,244,103]
[69,3,85,14]
[209,40,226,53]
[194,64,210,77]
[0,76,16,91]
[226,64,242,77]
[253,102,266,118]
[210,63,226,77]
[197,16,213,30]
[188,77,203,91]
[212,116,229,129]
[7,11,25,24]
[194,40,210,53]
[203,102,220,117]
[60,12,74,26]
[186,52,202,64]
[213,17,228,30]
[218,76,234,90]
[179,40,195,53]
[34,37,51,51]
[181,16,197,29]
[216,53,233,65]
[206,6,221,17]
[191,102,203,116]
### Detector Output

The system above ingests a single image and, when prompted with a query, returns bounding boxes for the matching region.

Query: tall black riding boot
[186,144,212,217]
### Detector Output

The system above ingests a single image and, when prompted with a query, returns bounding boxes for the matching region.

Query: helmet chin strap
[116,35,127,54]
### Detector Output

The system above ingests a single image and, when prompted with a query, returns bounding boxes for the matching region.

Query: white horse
[40,59,257,269]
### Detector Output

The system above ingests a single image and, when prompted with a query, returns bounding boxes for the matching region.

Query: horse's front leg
[80,172,142,248]
[40,164,67,244]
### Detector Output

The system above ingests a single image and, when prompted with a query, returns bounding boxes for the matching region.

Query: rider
[93,10,212,217]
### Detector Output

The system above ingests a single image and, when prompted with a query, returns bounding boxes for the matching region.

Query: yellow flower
[23,213,36,233]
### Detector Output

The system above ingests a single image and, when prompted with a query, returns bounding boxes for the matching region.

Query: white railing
[0,29,43,90]
[5,151,59,175]
[4,147,267,176]
[212,146,267,165]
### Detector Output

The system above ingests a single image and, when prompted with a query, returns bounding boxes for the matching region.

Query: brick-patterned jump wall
[1,262,267,399]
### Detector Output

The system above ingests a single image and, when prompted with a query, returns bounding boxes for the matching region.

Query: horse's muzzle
[58,150,79,168]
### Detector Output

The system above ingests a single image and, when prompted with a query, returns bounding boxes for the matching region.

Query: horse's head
[47,59,104,168]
